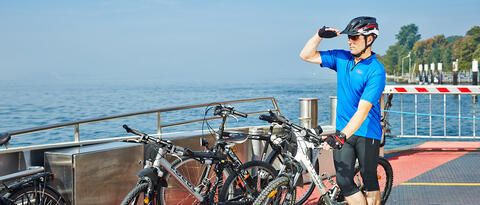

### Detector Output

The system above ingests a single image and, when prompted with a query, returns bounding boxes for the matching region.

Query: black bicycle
[121,105,278,205]
[0,133,66,205]
[253,111,393,205]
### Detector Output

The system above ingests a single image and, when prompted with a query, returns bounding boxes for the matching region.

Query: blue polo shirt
[320,49,386,140]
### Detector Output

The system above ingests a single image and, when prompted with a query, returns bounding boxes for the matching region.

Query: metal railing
[383,85,480,139]
[1,97,280,152]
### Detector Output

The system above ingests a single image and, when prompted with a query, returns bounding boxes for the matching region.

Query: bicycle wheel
[253,176,296,205]
[120,182,156,205]
[219,160,277,204]
[353,157,393,205]
[158,157,230,205]
[376,157,393,204]
[8,184,66,205]
[266,148,319,205]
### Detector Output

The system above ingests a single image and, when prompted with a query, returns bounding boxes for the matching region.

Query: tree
[474,45,480,61]
[452,36,476,70]
[466,26,480,43]
[379,24,421,75]
[395,24,421,50]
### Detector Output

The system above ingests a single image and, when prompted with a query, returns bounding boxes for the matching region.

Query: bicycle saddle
[222,131,249,144]
[0,132,11,146]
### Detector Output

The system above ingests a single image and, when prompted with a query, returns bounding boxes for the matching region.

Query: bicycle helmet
[341,16,379,36]
[341,16,379,57]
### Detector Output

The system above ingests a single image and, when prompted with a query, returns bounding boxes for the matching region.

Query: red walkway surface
[388,141,480,187]
[303,141,480,204]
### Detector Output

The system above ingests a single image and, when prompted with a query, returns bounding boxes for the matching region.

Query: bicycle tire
[253,176,296,205]
[377,157,393,204]
[120,182,154,205]
[8,184,66,205]
[218,160,277,204]
[352,157,393,205]
[265,148,319,205]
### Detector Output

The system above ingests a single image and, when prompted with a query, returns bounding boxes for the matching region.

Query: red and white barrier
[384,85,480,94]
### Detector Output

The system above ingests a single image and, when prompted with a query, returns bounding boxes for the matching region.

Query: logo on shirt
[356,69,363,75]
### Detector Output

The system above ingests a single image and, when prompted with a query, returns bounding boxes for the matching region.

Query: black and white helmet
[341,16,379,36]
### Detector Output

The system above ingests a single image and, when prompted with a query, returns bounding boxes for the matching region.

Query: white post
[431,63,435,84]
[438,63,443,84]
[419,64,424,84]
[424,64,429,84]
[453,60,459,85]
[473,60,479,72]
[473,59,479,86]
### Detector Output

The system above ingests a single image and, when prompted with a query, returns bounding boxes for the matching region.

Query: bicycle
[252,111,393,205]
[260,122,322,205]
[0,133,67,205]
[121,104,278,205]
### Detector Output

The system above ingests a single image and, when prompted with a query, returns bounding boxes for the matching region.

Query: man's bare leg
[345,191,367,205]
[365,191,381,205]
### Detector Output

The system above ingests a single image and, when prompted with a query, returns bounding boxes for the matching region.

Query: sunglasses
[348,35,361,41]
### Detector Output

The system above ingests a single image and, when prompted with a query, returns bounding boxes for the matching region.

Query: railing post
[157,112,162,135]
[271,98,281,113]
[473,103,476,137]
[444,94,447,136]
[459,95,462,136]
[329,96,337,127]
[299,98,318,129]
[401,95,404,137]
[429,94,432,137]
[74,124,80,142]
[415,95,418,136]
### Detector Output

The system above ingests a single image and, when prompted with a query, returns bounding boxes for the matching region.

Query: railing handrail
[2,97,280,143]
[384,85,480,94]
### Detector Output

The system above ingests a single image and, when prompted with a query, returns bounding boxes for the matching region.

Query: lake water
[1,80,478,150]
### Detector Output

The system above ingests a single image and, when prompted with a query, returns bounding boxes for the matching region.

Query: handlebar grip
[259,114,274,123]
[122,124,146,137]
[233,110,248,118]
[0,132,11,146]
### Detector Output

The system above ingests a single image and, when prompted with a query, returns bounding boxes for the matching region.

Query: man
[299,16,386,205]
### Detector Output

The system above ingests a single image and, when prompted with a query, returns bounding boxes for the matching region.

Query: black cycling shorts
[333,135,380,196]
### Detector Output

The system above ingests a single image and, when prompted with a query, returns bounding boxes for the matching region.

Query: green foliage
[466,26,480,43]
[474,45,480,60]
[379,24,421,75]
[380,25,480,73]
[395,24,421,50]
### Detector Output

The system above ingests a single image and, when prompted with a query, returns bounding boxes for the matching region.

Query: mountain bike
[120,104,277,205]
[252,111,393,205]
[0,133,67,205]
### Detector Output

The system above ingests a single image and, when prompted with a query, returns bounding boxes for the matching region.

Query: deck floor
[304,141,480,205]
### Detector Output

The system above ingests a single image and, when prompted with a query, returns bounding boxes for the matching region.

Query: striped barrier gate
[383,85,480,138]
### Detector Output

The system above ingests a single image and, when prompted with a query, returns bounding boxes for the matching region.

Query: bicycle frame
[152,146,207,202]
[292,132,331,196]
[273,131,330,197]
[150,139,257,203]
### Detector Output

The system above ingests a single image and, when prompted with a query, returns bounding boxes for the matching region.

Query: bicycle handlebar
[232,110,248,118]
[122,124,146,138]
[0,132,11,146]
[122,124,194,157]
[214,105,248,118]
[259,110,324,144]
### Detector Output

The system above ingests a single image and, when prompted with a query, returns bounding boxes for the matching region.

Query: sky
[0,0,478,86]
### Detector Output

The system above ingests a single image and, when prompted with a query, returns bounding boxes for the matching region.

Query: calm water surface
[2,81,477,150]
